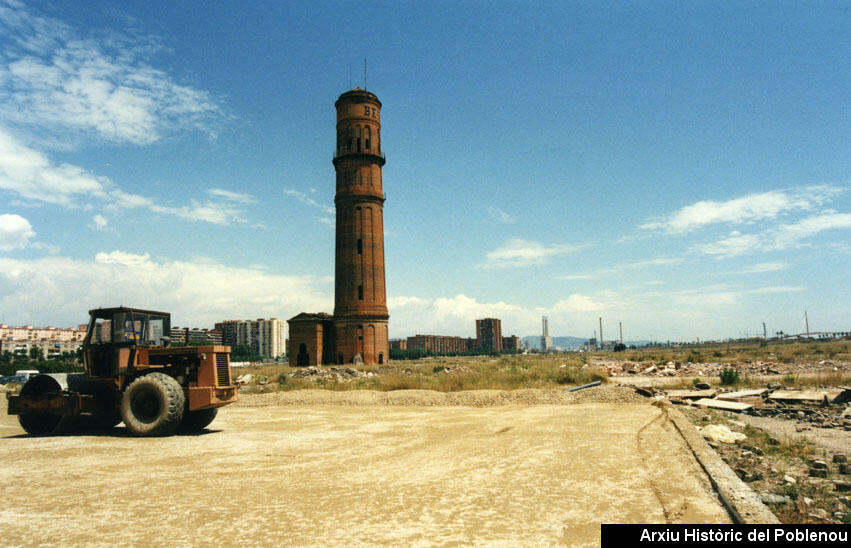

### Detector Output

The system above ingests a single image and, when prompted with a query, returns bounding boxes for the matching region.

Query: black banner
[601,524,848,548]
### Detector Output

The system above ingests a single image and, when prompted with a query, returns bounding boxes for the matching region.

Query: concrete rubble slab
[768,390,843,403]
[666,389,718,400]
[694,398,754,412]
[716,389,768,401]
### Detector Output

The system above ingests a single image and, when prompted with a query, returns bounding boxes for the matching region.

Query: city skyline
[0,1,849,342]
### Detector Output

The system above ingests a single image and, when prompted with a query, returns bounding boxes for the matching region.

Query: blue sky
[0,0,848,342]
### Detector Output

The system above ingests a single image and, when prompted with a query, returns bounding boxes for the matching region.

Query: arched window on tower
[346,126,353,153]
[357,126,362,152]
[365,127,371,150]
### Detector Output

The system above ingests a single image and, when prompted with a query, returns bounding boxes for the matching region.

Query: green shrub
[719,367,741,386]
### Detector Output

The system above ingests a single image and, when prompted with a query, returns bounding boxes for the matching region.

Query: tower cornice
[332,151,386,168]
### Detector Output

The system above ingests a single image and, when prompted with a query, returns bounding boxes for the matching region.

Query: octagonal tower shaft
[332,89,389,365]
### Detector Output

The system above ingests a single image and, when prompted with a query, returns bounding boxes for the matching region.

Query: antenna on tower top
[364,58,367,91]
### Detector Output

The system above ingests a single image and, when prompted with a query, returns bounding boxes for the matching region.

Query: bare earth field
[1,388,732,547]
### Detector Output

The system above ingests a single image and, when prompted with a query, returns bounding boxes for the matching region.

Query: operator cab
[84,307,171,378]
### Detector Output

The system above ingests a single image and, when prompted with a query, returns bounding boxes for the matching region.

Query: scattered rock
[759,493,790,505]
[834,480,851,492]
[694,382,711,390]
[810,459,828,470]
[700,424,747,443]
[783,475,796,485]
[807,508,829,521]
[833,453,847,464]
[809,468,828,478]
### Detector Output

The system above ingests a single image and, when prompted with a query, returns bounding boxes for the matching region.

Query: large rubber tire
[121,373,185,437]
[17,375,70,436]
[178,408,218,433]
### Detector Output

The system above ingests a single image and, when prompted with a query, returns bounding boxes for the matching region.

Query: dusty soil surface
[679,407,851,524]
[1,389,732,547]
[739,415,851,454]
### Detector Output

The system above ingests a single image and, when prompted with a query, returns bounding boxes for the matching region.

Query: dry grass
[241,354,609,393]
[614,340,850,365]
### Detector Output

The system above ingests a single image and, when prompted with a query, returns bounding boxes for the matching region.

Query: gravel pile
[235,385,645,408]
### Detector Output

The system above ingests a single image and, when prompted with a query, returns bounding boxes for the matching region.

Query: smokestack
[619,322,623,344]
[763,322,767,340]
[599,317,603,348]
[805,311,810,338]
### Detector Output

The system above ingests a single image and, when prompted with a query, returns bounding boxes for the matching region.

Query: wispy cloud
[640,186,843,234]
[0,212,34,250]
[0,3,243,227]
[559,256,683,280]
[697,210,851,258]
[772,211,851,249]
[89,214,108,231]
[717,262,790,275]
[0,1,224,147]
[482,238,585,269]
[283,188,335,215]
[208,188,256,204]
[0,127,108,206]
[695,231,762,258]
[487,206,515,224]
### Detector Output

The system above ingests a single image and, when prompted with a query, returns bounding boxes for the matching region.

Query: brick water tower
[332,88,389,365]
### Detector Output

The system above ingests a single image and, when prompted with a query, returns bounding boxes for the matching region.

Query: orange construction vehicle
[7,307,237,436]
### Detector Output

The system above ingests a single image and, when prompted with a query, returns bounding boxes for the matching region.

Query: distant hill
[520,335,588,349]
[520,335,651,349]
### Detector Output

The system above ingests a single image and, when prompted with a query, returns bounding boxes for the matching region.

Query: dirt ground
[1,388,732,547]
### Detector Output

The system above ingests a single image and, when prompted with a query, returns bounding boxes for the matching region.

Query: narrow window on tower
[358,285,363,300]
[357,238,362,254]
[365,127,371,150]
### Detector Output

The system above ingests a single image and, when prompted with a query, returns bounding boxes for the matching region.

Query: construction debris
[698,424,747,443]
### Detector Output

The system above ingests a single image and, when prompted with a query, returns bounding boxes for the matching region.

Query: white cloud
[0,127,108,206]
[90,214,108,230]
[695,231,762,258]
[718,262,789,275]
[208,188,256,203]
[559,256,683,280]
[641,186,842,233]
[482,238,584,268]
[486,206,515,224]
[283,188,335,216]
[624,256,685,269]
[388,294,533,337]
[0,212,34,250]
[0,252,331,327]
[696,210,851,258]
[771,211,851,249]
[0,2,224,146]
[0,130,248,225]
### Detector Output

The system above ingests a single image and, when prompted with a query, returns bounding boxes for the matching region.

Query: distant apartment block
[389,338,408,350]
[475,318,502,351]
[215,318,287,358]
[0,324,86,343]
[170,327,222,346]
[406,334,469,354]
[0,324,86,358]
[502,335,521,351]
